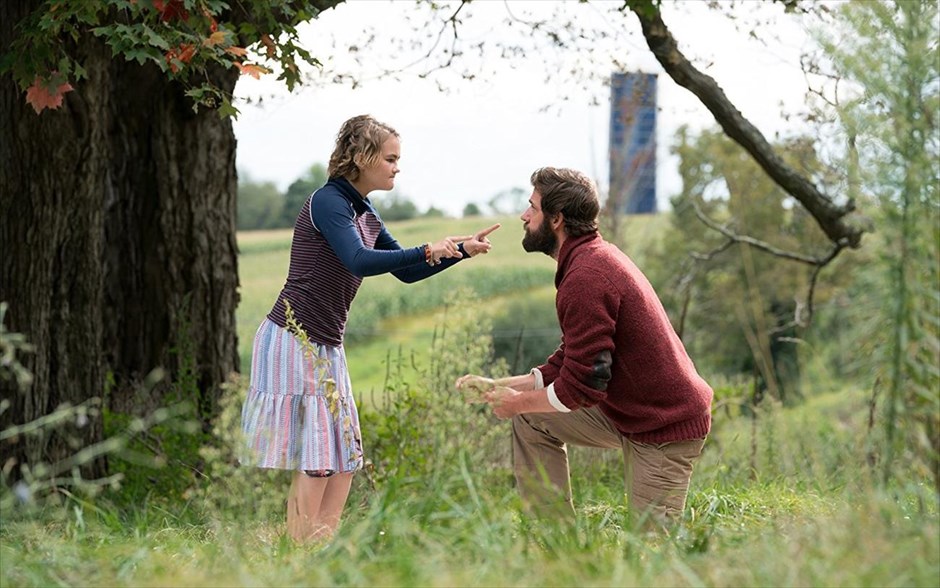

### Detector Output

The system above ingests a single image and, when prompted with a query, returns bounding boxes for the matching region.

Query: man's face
[520,190,557,255]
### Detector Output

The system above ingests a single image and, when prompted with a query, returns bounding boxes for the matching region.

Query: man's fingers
[448,235,475,242]
[465,388,492,404]
[456,375,493,390]
[476,223,501,239]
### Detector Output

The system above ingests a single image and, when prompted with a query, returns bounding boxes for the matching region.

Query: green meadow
[2,214,937,588]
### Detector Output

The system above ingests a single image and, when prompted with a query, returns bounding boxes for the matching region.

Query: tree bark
[1,1,239,474]
[630,3,869,249]
[101,59,240,419]
[1,1,110,474]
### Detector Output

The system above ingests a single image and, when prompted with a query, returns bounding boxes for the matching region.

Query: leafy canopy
[0,0,331,115]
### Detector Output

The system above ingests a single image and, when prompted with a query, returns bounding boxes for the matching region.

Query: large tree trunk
[0,1,239,476]
[1,1,109,474]
[102,59,240,419]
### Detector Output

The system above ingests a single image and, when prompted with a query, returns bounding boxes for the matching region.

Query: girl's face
[358,135,400,195]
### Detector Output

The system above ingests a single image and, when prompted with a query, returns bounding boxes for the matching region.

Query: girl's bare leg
[314,472,353,540]
[286,471,353,543]
[287,471,327,542]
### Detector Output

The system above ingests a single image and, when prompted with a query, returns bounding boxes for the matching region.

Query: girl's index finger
[476,223,501,238]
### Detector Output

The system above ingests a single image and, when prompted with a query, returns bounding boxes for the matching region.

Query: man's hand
[457,374,521,419]
[480,386,522,420]
[462,223,500,257]
[457,373,548,419]
[455,374,495,399]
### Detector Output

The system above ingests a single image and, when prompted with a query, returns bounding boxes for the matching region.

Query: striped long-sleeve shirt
[267,177,464,346]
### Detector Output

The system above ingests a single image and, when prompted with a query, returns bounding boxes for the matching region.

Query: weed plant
[358,293,511,488]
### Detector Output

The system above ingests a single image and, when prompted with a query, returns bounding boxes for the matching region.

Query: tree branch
[691,200,827,265]
[375,0,469,80]
[685,198,845,332]
[628,2,869,249]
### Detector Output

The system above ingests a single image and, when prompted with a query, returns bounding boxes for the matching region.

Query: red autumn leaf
[165,43,195,73]
[165,48,180,73]
[154,0,189,22]
[225,46,248,57]
[234,62,270,80]
[178,43,196,63]
[203,31,226,47]
[260,34,276,58]
[25,77,74,114]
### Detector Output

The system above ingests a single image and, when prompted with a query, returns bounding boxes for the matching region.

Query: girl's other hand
[430,235,472,264]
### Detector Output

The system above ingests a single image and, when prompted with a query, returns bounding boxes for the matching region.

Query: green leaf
[125,49,152,66]
[217,98,239,120]
[57,57,72,76]
[185,87,205,100]
[0,52,16,76]
[141,25,170,50]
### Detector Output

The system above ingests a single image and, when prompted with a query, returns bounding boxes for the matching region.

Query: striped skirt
[240,318,363,474]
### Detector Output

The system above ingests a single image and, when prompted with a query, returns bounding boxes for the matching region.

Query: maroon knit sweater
[537,232,712,444]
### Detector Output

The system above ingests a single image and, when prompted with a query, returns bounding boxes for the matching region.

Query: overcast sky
[232,0,819,216]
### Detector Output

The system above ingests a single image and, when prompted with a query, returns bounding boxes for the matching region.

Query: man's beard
[522,216,557,255]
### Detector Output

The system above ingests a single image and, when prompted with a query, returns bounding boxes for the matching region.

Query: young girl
[240,114,499,543]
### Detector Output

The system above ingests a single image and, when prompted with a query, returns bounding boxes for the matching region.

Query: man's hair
[328,114,399,181]
[530,167,599,237]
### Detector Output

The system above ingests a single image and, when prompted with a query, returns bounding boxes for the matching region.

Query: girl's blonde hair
[328,115,399,181]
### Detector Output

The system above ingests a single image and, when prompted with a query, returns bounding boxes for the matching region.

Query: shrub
[358,294,511,491]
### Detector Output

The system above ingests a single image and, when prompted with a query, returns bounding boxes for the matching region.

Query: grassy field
[2,382,937,587]
[3,213,937,587]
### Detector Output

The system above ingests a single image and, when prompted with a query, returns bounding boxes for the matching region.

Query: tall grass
[3,374,937,587]
[3,215,937,587]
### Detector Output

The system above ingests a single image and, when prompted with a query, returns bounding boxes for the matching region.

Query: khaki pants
[512,405,705,525]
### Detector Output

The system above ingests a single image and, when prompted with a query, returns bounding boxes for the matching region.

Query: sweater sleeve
[311,192,426,276]
[550,269,619,410]
[536,339,566,384]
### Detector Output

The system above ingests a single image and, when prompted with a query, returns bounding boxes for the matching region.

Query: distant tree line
[238,163,495,230]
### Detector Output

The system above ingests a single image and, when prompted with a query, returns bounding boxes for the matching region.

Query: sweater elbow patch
[587,350,612,390]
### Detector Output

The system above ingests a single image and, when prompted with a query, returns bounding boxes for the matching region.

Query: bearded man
[457,167,713,528]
